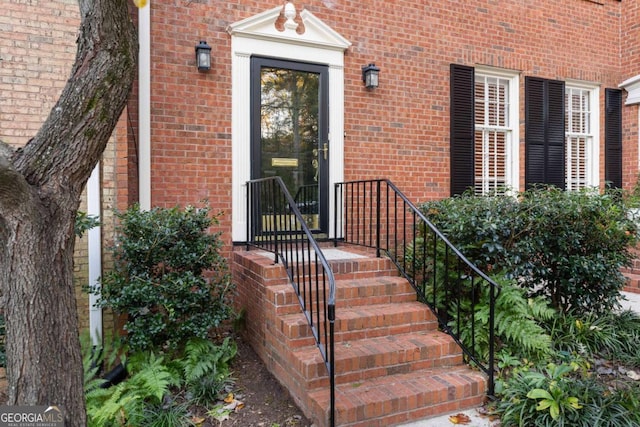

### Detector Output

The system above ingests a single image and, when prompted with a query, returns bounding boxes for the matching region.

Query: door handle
[319,143,328,160]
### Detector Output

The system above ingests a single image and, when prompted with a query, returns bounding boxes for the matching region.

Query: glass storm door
[251,57,329,233]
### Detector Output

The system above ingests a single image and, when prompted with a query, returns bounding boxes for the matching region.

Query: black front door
[251,57,329,233]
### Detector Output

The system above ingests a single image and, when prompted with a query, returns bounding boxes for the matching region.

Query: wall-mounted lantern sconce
[195,40,212,72]
[362,63,380,89]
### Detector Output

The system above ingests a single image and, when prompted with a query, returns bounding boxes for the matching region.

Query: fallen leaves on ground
[448,413,472,424]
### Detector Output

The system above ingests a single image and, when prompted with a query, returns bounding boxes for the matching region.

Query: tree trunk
[0,0,137,424]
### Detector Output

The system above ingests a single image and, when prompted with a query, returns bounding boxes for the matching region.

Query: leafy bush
[548,309,640,365]
[178,337,237,405]
[83,335,236,427]
[75,210,100,238]
[495,361,640,427]
[97,204,234,352]
[420,187,636,315]
[454,276,555,362]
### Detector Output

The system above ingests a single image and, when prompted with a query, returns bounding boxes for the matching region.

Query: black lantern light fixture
[362,63,380,89]
[195,40,212,72]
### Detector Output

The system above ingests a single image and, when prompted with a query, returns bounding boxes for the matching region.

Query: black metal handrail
[334,179,498,395]
[246,177,336,426]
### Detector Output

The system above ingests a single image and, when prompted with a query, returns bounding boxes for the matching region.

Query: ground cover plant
[418,187,640,426]
[85,204,240,426]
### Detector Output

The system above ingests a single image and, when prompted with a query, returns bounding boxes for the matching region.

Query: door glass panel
[260,67,320,229]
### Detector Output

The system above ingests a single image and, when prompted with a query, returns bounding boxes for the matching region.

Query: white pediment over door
[228,5,351,242]
[228,5,351,52]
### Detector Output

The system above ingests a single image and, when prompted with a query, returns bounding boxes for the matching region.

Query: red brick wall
[622,0,640,189]
[143,0,630,250]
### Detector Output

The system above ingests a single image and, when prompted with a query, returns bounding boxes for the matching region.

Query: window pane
[565,87,593,190]
[475,74,511,195]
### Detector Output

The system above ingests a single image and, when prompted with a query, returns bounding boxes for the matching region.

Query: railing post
[488,281,496,395]
[246,182,251,251]
[328,303,336,427]
[375,180,381,258]
[333,183,338,247]
[271,179,278,264]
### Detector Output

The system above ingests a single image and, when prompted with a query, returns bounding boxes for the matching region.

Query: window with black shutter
[605,88,623,189]
[525,77,566,189]
[450,64,475,196]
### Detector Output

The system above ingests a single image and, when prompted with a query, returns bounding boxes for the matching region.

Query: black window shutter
[450,64,475,196]
[605,88,623,189]
[525,77,566,189]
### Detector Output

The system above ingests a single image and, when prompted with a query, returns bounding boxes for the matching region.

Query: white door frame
[228,6,351,242]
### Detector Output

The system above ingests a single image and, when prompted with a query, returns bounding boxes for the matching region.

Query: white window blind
[565,87,594,190]
[474,75,511,195]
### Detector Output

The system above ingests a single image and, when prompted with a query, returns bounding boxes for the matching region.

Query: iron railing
[246,177,336,426]
[334,179,498,395]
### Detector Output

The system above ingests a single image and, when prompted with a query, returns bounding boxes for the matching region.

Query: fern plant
[454,274,555,362]
[85,350,181,427]
[178,337,237,405]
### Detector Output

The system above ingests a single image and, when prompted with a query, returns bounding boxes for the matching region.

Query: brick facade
[1,0,639,333]
[138,0,637,249]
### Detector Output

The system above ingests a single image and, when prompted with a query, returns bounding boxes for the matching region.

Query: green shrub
[83,335,236,427]
[495,361,640,427]
[453,275,555,362]
[548,309,640,365]
[85,344,181,427]
[178,337,237,405]
[97,204,234,352]
[421,187,636,315]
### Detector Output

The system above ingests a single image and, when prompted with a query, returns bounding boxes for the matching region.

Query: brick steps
[292,331,464,390]
[278,301,437,347]
[622,270,640,294]
[232,247,487,427]
[308,367,486,427]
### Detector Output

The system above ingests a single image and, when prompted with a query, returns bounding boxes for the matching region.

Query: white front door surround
[228,6,351,241]
[620,74,640,186]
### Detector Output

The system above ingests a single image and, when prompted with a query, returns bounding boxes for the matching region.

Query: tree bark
[0,0,137,424]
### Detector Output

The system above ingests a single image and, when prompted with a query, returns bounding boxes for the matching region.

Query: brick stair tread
[308,366,486,426]
[267,275,416,312]
[334,276,416,306]
[278,302,437,344]
[622,271,640,292]
[292,331,464,385]
[622,270,640,279]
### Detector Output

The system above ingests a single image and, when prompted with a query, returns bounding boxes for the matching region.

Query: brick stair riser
[277,306,438,346]
[307,370,487,427]
[622,272,640,293]
[265,277,417,313]
[273,257,397,280]
[292,340,464,388]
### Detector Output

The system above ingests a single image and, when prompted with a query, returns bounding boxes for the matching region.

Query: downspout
[87,165,102,345]
[139,3,151,210]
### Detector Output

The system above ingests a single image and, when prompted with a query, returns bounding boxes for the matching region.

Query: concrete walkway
[398,291,640,427]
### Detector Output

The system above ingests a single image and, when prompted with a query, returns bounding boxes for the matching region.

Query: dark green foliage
[75,210,100,238]
[97,204,234,352]
[420,187,636,315]
[495,362,640,427]
[548,309,640,365]
[454,276,555,361]
[178,337,237,405]
[83,335,236,427]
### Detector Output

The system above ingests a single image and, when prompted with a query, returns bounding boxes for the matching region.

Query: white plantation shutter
[474,76,510,195]
[565,87,592,190]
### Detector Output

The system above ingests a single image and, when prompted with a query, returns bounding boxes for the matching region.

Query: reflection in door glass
[261,67,320,229]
